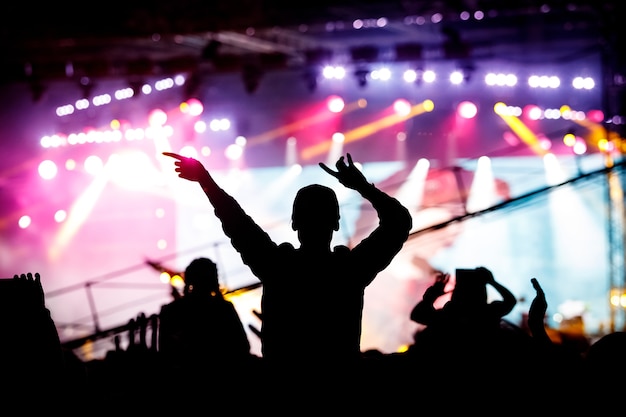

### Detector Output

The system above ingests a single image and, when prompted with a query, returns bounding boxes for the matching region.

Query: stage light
[194,120,207,134]
[235,136,247,147]
[573,140,587,155]
[393,99,411,116]
[327,95,345,113]
[54,210,67,223]
[587,109,604,123]
[563,132,576,147]
[38,160,58,180]
[528,75,560,89]
[457,101,478,119]
[322,66,346,79]
[18,215,31,229]
[209,118,231,131]
[573,76,595,90]
[524,104,543,120]
[225,143,244,160]
[179,146,198,159]
[183,98,204,116]
[422,70,436,83]
[485,73,517,87]
[371,68,391,81]
[403,69,419,83]
[84,155,104,175]
[148,109,168,127]
[450,70,465,85]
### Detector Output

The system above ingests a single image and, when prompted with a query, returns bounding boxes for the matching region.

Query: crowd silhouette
[1,154,622,413]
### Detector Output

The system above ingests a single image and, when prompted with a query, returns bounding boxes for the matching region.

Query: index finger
[162,152,184,160]
[318,162,337,177]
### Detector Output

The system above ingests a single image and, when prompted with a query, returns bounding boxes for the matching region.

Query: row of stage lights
[53,68,597,120]
[313,66,595,90]
[42,93,607,150]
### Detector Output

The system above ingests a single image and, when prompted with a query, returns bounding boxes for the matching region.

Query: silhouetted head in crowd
[291,184,340,248]
[449,267,489,308]
[183,257,220,297]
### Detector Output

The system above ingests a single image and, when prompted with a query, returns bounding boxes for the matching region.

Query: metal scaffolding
[606,155,626,332]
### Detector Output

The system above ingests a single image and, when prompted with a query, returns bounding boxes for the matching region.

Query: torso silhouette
[159,293,250,367]
[214,188,411,364]
[158,258,251,370]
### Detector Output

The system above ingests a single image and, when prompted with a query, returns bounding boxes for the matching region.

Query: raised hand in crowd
[0,273,65,405]
[528,277,551,345]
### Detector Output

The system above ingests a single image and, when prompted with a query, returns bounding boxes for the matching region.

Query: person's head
[183,257,220,297]
[291,184,340,246]
[449,268,488,307]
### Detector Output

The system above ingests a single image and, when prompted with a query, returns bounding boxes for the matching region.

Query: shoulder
[278,242,296,252]
[332,245,350,255]
[160,299,186,314]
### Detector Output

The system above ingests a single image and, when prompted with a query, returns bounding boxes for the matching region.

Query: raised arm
[410,271,449,325]
[479,267,517,317]
[163,152,223,204]
[321,153,413,283]
[528,277,552,345]
[162,152,278,276]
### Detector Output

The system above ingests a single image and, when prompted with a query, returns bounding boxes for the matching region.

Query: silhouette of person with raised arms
[162,152,412,381]
[411,266,517,336]
[1,272,66,410]
[158,257,253,377]
[408,267,518,382]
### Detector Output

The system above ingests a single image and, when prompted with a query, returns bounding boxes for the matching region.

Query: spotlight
[450,65,475,85]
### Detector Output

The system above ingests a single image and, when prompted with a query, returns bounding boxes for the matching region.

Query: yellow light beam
[494,102,547,156]
[247,100,362,146]
[301,100,434,161]
[571,114,623,148]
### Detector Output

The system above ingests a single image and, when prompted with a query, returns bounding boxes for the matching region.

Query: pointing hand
[163,152,208,182]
